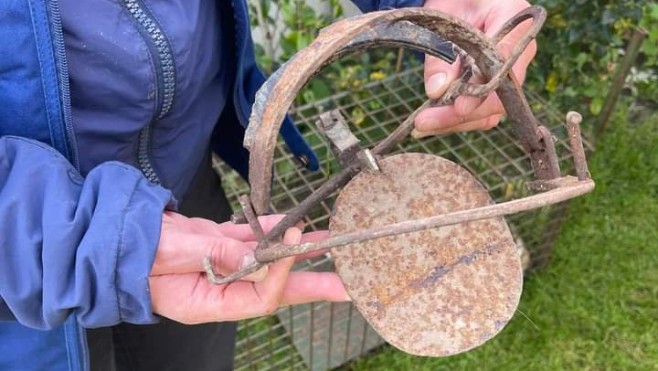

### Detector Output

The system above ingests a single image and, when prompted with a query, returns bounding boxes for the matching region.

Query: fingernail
[411,128,436,139]
[240,253,256,269]
[416,116,431,132]
[416,115,445,133]
[425,72,447,98]
[414,110,436,133]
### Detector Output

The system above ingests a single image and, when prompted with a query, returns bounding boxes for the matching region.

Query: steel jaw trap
[204,6,595,357]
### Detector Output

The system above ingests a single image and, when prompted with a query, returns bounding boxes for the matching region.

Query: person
[0,0,535,370]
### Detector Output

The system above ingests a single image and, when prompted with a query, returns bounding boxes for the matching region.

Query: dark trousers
[88,153,236,371]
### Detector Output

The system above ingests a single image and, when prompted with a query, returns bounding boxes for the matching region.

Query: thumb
[205,237,268,282]
[152,213,266,281]
[424,54,462,100]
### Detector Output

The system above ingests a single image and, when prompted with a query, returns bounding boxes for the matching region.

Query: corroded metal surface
[246,6,552,215]
[207,8,596,334]
[329,153,523,356]
[255,174,594,262]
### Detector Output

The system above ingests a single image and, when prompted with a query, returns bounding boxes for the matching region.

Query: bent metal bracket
[203,6,595,356]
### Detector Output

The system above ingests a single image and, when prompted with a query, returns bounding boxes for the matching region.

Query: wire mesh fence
[214,65,593,370]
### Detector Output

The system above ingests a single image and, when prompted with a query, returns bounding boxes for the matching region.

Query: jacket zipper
[48,0,80,170]
[123,0,176,184]
[47,0,87,368]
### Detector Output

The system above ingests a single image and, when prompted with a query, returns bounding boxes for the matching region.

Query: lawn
[347,111,658,370]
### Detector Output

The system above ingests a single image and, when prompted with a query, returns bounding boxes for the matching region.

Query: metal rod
[257,165,360,251]
[238,195,266,241]
[461,6,546,97]
[204,259,264,285]
[565,112,590,180]
[255,177,594,262]
[537,126,561,176]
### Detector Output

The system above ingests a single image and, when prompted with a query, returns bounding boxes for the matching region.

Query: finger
[295,230,331,262]
[151,229,343,323]
[149,272,278,323]
[152,227,258,277]
[242,222,316,277]
[294,249,328,262]
[206,250,299,321]
[280,271,350,306]
[301,230,329,242]
[413,114,504,138]
[171,214,287,242]
[209,264,349,321]
[240,227,301,317]
[424,55,462,100]
[415,93,504,133]
[215,214,286,241]
[241,266,270,282]
[484,3,537,84]
[493,29,536,85]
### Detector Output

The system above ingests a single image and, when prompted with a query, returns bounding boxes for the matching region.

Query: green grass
[345,112,658,370]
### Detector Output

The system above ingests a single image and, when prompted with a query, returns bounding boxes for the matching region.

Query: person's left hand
[415,0,537,137]
[149,213,348,324]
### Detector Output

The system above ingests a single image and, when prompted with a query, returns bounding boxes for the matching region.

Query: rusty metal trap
[213,6,595,370]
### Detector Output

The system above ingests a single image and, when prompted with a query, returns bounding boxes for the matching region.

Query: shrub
[248,0,657,120]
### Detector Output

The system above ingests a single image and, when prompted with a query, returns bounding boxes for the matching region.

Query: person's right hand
[416,0,537,137]
[148,212,349,324]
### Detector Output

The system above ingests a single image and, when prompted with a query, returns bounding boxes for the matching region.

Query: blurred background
[217,1,657,369]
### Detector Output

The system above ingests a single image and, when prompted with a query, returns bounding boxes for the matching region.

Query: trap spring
[203,6,595,356]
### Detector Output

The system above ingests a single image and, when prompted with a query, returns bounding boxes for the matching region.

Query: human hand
[415,0,537,137]
[149,212,349,324]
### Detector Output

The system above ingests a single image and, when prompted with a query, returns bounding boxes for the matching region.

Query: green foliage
[634,3,658,105]
[526,0,656,117]
[248,0,406,108]
[249,0,343,76]
[249,0,656,128]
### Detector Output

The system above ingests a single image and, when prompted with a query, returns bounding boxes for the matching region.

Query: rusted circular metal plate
[330,153,523,356]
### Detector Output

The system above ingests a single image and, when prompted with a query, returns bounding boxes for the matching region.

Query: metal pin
[238,195,266,241]
[204,257,265,285]
[566,111,590,180]
[357,149,380,172]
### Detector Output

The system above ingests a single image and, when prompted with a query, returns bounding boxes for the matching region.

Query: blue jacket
[0,0,421,369]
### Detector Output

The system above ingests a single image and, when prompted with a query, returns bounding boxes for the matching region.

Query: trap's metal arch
[218,67,591,370]
[211,5,595,360]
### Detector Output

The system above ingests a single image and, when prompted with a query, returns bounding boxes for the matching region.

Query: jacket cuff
[114,177,173,324]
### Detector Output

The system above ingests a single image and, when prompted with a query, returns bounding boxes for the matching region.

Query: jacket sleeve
[0,136,173,330]
[350,0,424,13]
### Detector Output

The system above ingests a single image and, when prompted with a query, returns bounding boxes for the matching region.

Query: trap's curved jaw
[204,6,594,356]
